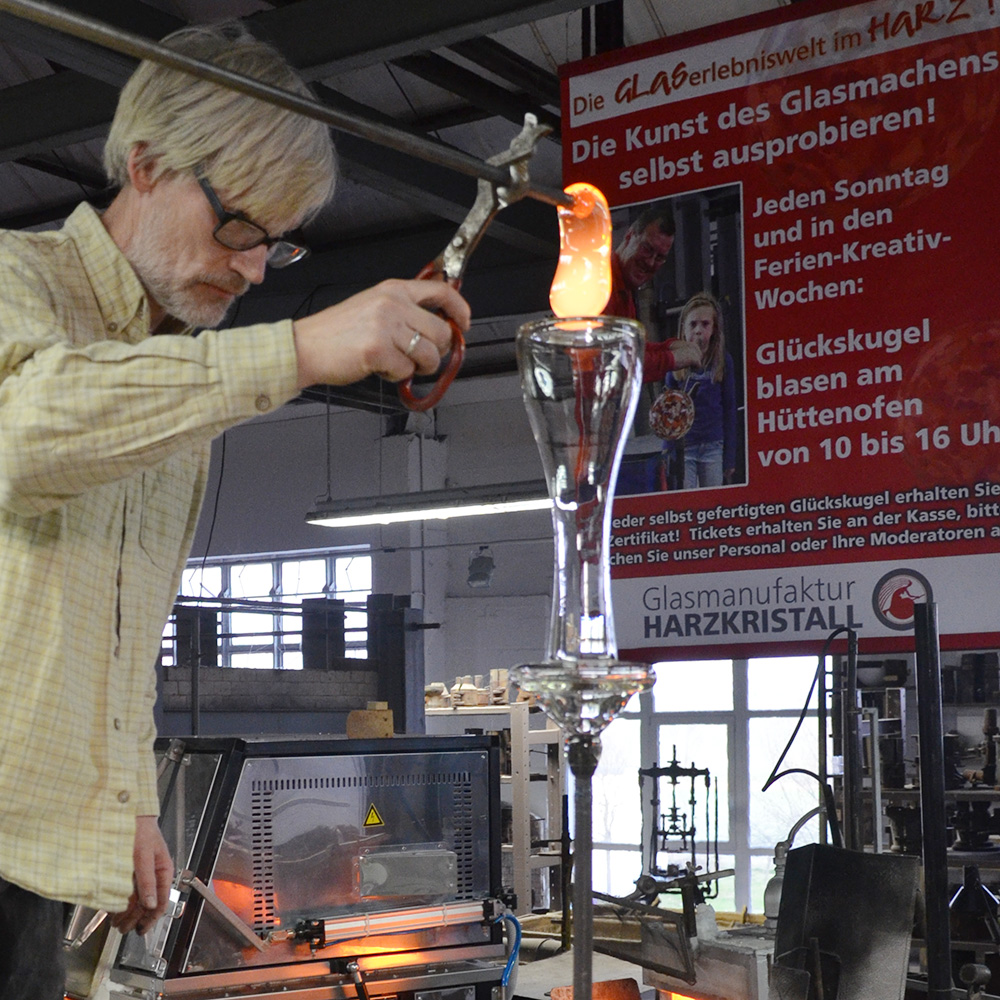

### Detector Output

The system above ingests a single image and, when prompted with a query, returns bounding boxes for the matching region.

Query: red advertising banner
[561,0,1000,658]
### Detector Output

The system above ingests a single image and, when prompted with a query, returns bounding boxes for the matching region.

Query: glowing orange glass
[549,182,612,318]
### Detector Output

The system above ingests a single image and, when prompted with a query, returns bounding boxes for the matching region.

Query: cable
[494,912,522,989]
[760,626,856,848]
[196,432,227,591]
[761,625,852,792]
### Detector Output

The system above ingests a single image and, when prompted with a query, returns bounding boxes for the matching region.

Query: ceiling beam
[0,0,181,84]
[447,37,560,107]
[313,83,556,257]
[14,154,107,189]
[0,0,565,257]
[248,0,589,78]
[0,0,588,83]
[0,86,557,263]
[391,52,560,138]
[0,70,119,162]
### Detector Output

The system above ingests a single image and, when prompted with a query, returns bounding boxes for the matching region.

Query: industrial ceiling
[0,0,792,409]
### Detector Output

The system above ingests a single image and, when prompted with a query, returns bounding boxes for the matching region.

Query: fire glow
[549,182,612,318]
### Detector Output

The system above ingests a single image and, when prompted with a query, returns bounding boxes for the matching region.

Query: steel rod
[818,650,828,845]
[0,0,573,208]
[865,705,884,853]
[843,632,864,850]
[914,601,954,1000]
[568,736,600,1000]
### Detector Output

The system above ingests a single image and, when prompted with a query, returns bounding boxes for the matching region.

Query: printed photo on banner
[610,184,748,497]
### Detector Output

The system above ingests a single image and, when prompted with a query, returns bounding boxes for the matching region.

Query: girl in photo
[664,292,737,489]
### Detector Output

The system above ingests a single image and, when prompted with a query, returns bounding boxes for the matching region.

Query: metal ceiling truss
[0,0,571,262]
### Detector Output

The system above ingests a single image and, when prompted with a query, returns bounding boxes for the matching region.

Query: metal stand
[568,736,601,1000]
[842,631,864,851]
[513,316,652,1000]
[915,601,954,1000]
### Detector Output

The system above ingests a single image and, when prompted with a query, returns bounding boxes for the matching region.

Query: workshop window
[161,549,372,669]
[591,656,823,916]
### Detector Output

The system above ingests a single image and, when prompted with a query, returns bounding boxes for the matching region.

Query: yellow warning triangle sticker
[363,803,385,828]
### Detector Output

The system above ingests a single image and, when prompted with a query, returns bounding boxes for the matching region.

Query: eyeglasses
[634,238,671,268]
[196,173,309,268]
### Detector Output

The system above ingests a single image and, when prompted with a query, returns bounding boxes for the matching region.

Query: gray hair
[104,22,336,231]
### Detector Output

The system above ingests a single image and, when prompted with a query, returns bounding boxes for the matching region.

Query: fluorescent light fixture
[306,480,550,528]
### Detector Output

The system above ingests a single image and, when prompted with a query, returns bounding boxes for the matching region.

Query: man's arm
[643,339,701,383]
[0,278,469,516]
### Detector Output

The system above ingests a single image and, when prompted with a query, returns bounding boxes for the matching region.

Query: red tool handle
[397,262,466,412]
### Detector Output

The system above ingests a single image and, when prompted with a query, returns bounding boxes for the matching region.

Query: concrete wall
[156,664,379,736]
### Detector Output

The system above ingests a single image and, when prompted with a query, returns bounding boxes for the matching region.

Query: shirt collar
[61,203,172,343]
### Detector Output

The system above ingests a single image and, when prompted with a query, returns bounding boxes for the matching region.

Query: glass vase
[512,315,655,738]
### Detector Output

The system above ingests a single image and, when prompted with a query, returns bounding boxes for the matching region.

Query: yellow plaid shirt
[0,203,299,910]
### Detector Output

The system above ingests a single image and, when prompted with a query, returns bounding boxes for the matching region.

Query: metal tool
[177,870,269,952]
[399,113,554,411]
[63,907,108,950]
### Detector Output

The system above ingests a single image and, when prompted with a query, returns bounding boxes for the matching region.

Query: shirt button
[118,790,130,804]
[107,321,118,333]
[113,718,122,730]
[255,394,272,412]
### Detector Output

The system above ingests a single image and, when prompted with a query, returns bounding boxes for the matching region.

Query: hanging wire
[385,63,443,144]
[196,432,226,596]
[640,0,667,38]
[760,626,855,848]
[530,21,559,73]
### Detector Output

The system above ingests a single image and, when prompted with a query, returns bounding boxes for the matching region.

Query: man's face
[618,222,674,292]
[126,171,272,329]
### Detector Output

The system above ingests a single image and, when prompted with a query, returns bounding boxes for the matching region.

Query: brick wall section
[159,665,379,712]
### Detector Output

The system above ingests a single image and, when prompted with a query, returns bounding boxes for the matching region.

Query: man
[605,203,700,376]
[605,204,701,494]
[0,22,468,997]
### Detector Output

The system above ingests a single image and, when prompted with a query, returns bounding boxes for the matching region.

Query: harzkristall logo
[872,569,933,631]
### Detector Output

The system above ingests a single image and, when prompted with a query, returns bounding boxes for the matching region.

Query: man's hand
[668,339,702,369]
[292,278,471,390]
[110,815,174,936]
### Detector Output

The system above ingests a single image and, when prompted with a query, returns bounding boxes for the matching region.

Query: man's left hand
[110,815,174,935]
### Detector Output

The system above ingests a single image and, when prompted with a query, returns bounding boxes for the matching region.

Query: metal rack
[427,702,565,916]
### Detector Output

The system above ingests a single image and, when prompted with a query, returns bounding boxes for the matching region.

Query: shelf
[528,728,563,745]
[427,704,536,716]
[426,700,565,916]
[530,853,563,870]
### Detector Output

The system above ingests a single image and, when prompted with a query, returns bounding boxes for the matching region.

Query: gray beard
[126,225,244,329]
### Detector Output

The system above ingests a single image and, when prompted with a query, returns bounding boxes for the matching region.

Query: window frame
[161,547,373,670]
[592,655,826,913]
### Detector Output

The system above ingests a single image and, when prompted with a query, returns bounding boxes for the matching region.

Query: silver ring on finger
[405,331,423,357]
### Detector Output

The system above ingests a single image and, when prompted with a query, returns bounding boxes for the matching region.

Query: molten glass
[549,183,612,318]
[513,316,653,738]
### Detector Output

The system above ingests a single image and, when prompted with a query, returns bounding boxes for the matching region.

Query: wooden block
[346,707,394,738]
